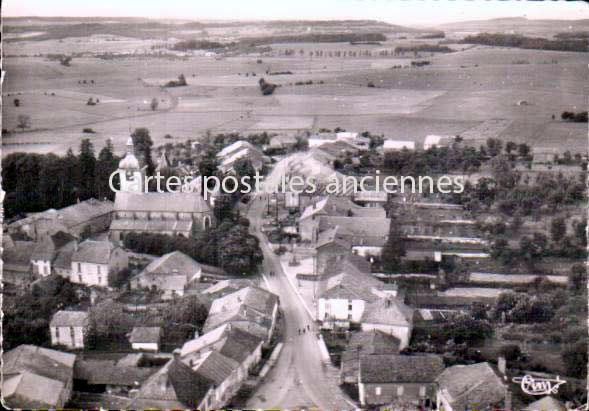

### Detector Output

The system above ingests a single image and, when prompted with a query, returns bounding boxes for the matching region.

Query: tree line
[461,32,589,52]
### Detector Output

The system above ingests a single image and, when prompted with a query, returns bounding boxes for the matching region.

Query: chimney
[498,356,506,375]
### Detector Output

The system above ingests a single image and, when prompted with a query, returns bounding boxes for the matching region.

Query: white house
[424,135,453,150]
[129,326,162,351]
[70,240,128,287]
[50,310,89,349]
[30,232,76,277]
[382,139,416,151]
[129,251,202,299]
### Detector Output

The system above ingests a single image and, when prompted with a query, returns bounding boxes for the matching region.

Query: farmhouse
[7,198,114,241]
[70,240,128,287]
[129,251,203,299]
[358,354,444,408]
[216,140,264,174]
[30,231,76,277]
[202,286,279,342]
[360,297,414,349]
[50,310,89,349]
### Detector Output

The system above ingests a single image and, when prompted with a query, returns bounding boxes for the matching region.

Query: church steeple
[118,136,144,193]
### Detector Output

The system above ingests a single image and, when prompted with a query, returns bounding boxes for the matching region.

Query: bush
[82,128,95,133]
[367,81,375,88]
[499,344,521,361]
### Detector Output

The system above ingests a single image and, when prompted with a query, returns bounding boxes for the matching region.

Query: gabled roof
[110,218,193,233]
[53,241,76,269]
[31,231,76,261]
[181,323,263,364]
[437,362,506,411]
[186,350,239,385]
[201,278,256,299]
[319,216,390,247]
[3,344,76,407]
[71,240,118,264]
[114,191,211,214]
[129,327,162,344]
[360,354,444,383]
[522,396,566,411]
[204,286,278,332]
[347,330,401,355]
[50,310,89,327]
[361,298,414,327]
[139,251,201,276]
[51,198,114,228]
[74,359,154,386]
[323,253,372,277]
[129,359,213,409]
[3,240,36,269]
[217,140,258,158]
[300,196,386,221]
[316,226,351,250]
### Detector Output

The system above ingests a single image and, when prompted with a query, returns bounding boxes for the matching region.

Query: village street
[245,193,354,410]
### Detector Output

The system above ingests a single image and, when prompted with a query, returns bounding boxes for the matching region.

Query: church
[109,138,215,241]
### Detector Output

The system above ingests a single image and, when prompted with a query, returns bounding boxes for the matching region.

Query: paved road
[245,194,353,410]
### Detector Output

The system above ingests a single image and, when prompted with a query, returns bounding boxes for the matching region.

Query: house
[202,286,279,343]
[183,350,241,409]
[316,254,394,329]
[129,327,162,351]
[201,278,256,299]
[315,227,352,275]
[358,354,444,408]
[522,396,566,411]
[319,216,391,256]
[110,138,215,240]
[361,297,414,349]
[340,330,401,384]
[129,251,202,299]
[7,198,114,241]
[50,310,89,349]
[70,240,128,287]
[181,323,264,380]
[266,134,298,151]
[2,238,36,286]
[128,358,215,410]
[2,345,76,409]
[216,140,264,174]
[382,139,416,151]
[299,196,386,242]
[436,362,506,411]
[30,231,76,277]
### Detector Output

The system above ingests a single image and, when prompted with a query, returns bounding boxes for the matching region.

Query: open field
[3,19,588,156]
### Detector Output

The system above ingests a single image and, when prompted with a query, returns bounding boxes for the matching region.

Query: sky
[4,0,589,26]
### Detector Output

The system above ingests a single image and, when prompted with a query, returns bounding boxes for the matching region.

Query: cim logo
[512,374,566,396]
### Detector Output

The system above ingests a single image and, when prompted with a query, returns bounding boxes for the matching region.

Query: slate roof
[201,279,255,299]
[50,310,89,327]
[129,359,213,409]
[2,345,75,408]
[143,251,201,276]
[348,330,401,355]
[316,226,352,250]
[360,354,444,384]
[181,323,263,364]
[71,240,117,264]
[31,231,76,261]
[361,298,414,327]
[3,240,35,271]
[74,359,154,386]
[129,327,162,344]
[203,286,278,333]
[323,253,372,277]
[52,241,76,269]
[320,272,383,301]
[186,350,239,385]
[300,196,386,221]
[114,191,211,214]
[110,218,193,232]
[319,216,390,246]
[437,362,506,411]
[522,396,566,411]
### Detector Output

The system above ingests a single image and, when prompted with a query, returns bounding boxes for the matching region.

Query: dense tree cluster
[241,32,386,46]
[164,74,187,87]
[258,78,278,95]
[490,291,555,323]
[172,40,230,51]
[461,32,589,52]
[123,219,263,275]
[383,143,482,175]
[3,139,120,219]
[394,44,452,54]
[561,111,588,123]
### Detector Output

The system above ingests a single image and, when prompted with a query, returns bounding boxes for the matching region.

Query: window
[419,386,426,397]
[70,327,75,341]
[375,386,381,396]
[77,262,82,273]
[98,276,102,285]
[55,327,60,339]
[97,265,101,275]
[397,386,404,396]
[78,274,83,283]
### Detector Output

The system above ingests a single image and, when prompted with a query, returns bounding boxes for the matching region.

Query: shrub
[82,128,95,134]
